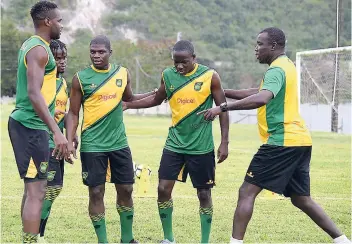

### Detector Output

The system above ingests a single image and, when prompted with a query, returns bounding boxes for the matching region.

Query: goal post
[296,46,352,133]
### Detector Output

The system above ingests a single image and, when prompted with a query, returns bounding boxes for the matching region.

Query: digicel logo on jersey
[56,100,67,106]
[99,94,117,101]
[177,98,195,104]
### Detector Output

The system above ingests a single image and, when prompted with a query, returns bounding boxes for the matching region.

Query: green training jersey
[49,77,69,149]
[163,63,214,154]
[78,63,128,152]
[11,35,57,132]
[258,56,312,146]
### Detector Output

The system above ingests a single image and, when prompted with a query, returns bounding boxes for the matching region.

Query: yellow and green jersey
[11,35,57,132]
[258,55,312,146]
[163,63,214,154]
[78,63,128,152]
[49,77,68,149]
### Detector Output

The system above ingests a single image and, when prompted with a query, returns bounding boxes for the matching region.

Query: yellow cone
[262,189,285,200]
[135,167,151,197]
[263,189,276,198]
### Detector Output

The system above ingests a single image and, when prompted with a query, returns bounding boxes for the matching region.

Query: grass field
[1,103,351,243]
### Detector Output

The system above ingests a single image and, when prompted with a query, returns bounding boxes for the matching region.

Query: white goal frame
[296,46,352,112]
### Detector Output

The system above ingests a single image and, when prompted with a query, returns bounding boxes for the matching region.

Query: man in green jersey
[65,35,155,243]
[8,1,68,243]
[199,27,350,244]
[124,40,230,243]
[38,39,79,242]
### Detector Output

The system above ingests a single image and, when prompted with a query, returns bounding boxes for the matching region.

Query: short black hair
[50,39,67,57]
[259,27,286,47]
[90,35,111,50]
[173,40,195,55]
[30,1,58,22]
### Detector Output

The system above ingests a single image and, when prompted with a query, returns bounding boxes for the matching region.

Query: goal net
[296,46,352,134]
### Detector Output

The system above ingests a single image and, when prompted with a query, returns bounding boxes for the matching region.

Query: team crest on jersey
[116,79,122,87]
[40,162,48,173]
[47,171,56,181]
[194,82,203,91]
[82,172,88,180]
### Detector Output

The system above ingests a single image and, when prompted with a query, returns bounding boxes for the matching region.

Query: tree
[1,19,31,96]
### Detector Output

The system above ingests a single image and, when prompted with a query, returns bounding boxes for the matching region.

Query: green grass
[1,103,351,243]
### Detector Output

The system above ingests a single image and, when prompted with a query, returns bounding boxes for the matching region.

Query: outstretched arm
[225,67,284,110]
[122,69,157,102]
[226,90,273,110]
[124,77,167,110]
[198,67,285,120]
[224,88,259,100]
[210,71,229,164]
[65,74,82,161]
[199,90,273,120]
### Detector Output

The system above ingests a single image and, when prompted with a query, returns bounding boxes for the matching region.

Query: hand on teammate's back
[52,131,68,160]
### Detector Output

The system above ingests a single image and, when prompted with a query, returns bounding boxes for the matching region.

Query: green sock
[22,231,38,243]
[39,199,53,236]
[200,206,213,243]
[116,204,134,243]
[40,199,53,220]
[90,213,108,243]
[158,199,174,242]
[40,186,62,237]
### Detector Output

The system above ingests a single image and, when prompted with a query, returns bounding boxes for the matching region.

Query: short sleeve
[261,67,285,97]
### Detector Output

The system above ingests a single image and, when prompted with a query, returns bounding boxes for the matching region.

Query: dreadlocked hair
[50,39,67,58]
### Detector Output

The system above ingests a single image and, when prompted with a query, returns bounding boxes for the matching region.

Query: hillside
[1,0,351,96]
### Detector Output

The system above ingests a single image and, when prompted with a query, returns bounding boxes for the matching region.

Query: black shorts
[8,117,50,182]
[159,148,216,189]
[245,144,312,197]
[47,148,65,186]
[80,147,134,187]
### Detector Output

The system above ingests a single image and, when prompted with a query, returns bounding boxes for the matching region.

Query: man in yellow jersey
[65,35,155,243]
[198,27,350,244]
[124,40,230,243]
[7,1,68,243]
[38,39,78,242]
